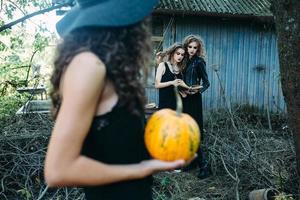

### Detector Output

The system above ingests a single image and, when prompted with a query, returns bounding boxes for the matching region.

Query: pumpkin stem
[174,86,183,116]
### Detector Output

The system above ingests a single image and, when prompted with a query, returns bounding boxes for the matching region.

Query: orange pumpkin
[144,87,200,161]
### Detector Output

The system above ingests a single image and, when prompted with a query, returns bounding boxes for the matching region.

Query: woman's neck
[170,60,177,66]
[169,61,179,68]
[168,61,180,73]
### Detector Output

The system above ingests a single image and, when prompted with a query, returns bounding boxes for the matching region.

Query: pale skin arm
[155,62,181,89]
[178,80,190,90]
[44,52,184,187]
[178,81,191,98]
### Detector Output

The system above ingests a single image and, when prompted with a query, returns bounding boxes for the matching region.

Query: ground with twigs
[0,106,299,200]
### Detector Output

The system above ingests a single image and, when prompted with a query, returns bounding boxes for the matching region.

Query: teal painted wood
[146,16,286,112]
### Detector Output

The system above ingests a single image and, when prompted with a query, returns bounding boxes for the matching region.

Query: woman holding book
[155,43,189,110]
[182,35,210,179]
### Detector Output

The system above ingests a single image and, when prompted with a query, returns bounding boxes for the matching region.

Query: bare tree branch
[7,0,27,15]
[25,50,39,86]
[0,0,3,12]
[0,2,71,32]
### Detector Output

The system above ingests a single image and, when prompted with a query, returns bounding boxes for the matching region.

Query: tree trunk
[271,0,300,177]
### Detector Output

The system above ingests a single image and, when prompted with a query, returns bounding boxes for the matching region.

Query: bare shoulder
[61,52,106,95]
[157,62,166,72]
[158,62,165,68]
[69,52,106,74]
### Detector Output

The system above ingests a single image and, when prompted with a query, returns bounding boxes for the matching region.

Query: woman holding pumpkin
[155,43,190,110]
[44,1,186,200]
[182,35,211,179]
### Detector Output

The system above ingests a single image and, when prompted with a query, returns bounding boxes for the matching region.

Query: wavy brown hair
[183,35,206,59]
[50,18,152,119]
[163,43,186,71]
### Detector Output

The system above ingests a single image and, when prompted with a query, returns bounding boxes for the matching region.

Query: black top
[183,55,210,93]
[158,62,183,110]
[81,101,152,200]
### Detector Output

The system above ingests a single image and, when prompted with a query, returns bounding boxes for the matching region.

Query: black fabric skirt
[182,93,204,140]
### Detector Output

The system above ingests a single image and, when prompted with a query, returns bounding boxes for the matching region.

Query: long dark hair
[50,18,152,119]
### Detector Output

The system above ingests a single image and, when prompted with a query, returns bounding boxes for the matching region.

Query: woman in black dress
[155,43,189,110]
[44,1,185,199]
[182,35,210,179]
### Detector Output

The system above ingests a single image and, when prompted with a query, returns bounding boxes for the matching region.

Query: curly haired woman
[44,1,185,199]
[182,35,210,179]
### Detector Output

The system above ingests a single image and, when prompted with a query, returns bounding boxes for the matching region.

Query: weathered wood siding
[146,16,286,113]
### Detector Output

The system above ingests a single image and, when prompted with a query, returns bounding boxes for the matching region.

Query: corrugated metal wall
[146,16,286,112]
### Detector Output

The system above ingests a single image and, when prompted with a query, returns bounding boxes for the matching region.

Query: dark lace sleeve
[196,58,210,93]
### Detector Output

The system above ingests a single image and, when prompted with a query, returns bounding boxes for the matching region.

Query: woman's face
[187,41,199,57]
[172,48,185,63]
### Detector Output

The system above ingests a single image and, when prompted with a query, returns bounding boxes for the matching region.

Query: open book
[178,85,203,92]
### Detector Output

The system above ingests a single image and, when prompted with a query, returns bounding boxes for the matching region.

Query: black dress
[182,56,210,139]
[81,101,152,200]
[158,62,183,110]
[182,56,210,171]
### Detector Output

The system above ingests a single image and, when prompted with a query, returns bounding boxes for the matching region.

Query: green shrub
[0,93,29,124]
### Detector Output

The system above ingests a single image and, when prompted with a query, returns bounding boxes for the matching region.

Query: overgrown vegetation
[0,0,56,113]
[152,105,298,200]
[0,105,298,200]
[0,93,30,131]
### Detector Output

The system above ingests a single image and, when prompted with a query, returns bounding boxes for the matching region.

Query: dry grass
[0,114,83,200]
[152,106,299,200]
[0,106,299,200]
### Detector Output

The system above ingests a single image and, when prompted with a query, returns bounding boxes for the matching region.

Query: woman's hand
[178,80,190,90]
[186,85,203,95]
[138,159,185,177]
[188,89,199,95]
[138,154,197,177]
[171,79,183,87]
[179,90,187,98]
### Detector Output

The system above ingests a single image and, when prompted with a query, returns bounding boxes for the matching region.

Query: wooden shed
[146,0,286,113]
